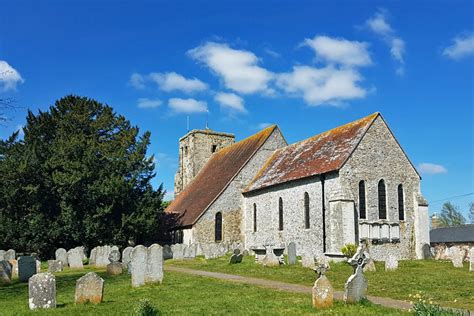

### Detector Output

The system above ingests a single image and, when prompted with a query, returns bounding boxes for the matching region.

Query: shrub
[134,299,160,316]
[341,243,357,258]
[410,291,463,316]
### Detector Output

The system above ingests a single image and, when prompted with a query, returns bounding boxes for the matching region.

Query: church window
[398,184,405,221]
[184,146,188,155]
[378,179,387,220]
[278,197,284,231]
[304,192,310,228]
[253,203,257,232]
[215,212,222,242]
[359,181,366,219]
[211,144,217,153]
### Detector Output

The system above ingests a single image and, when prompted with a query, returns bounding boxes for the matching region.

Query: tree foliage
[0,95,167,258]
[469,202,474,224]
[438,202,466,227]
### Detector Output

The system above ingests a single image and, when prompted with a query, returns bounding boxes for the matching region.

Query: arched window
[278,197,283,231]
[359,181,366,219]
[304,192,310,228]
[378,179,387,220]
[398,184,405,221]
[253,203,257,232]
[215,212,222,242]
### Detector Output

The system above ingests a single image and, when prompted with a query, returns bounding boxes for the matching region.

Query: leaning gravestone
[0,260,12,284]
[343,245,368,303]
[5,249,15,261]
[106,250,123,276]
[48,260,63,273]
[146,244,163,284]
[19,256,37,282]
[451,246,464,268]
[229,249,243,264]
[287,242,297,265]
[312,263,333,308]
[55,248,68,266]
[131,245,147,287]
[122,247,133,268]
[28,272,56,310]
[67,248,84,269]
[469,248,474,272]
[75,272,104,304]
[385,255,398,271]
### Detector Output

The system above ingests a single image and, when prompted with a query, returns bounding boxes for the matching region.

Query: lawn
[0,265,408,315]
[167,256,474,311]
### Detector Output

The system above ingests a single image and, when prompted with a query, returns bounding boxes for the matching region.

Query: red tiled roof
[165,125,277,227]
[244,113,380,193]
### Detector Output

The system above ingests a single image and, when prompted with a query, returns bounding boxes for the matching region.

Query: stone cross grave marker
[55,248,68,266]
[312,263,334,308]
[146,244,163,284]
[75,272,104,304]
[47,260,63,273]
[343,245,368,303]
[28,272,56,310]
[19,256,37,282]
[0,260,12,284]
[287,242,297,265]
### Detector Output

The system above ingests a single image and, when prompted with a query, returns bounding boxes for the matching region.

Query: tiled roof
[244,113,379,193]
[165,125,277,227]
[430,225,474,243]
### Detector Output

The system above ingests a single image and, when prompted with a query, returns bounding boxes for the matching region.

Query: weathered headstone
[146,244,163,284]
[385,255,398,271]
[67,248,84,269]
[47,260,63,273]
[89,247,97,265]
[363,258,376,272]
[5,249,15,261]
[19,256,37,282]
[262,246,280,267]
[75,272,104,304]
[163,245,173,260]
[469,248,474,272]
[108,250,121,263]
[28,273,56,310]
[451,246,464,268]
[184,243,197,259]
[55,248,68,266]
[131,245,147,287]
[312,263,333,308]
[229,249,244,264]
[36,260,41,273]
[343,245,368,303]
[9,259,18,278]
[287,242,297,265]
[106,262,123,276]
[0,260,12,283]
[95,246,112,268]
[122,246,133,268]
[172,244,184,260]
[0,250,5,261]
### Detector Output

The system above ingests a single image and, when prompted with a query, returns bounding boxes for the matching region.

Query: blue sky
[1,1,473,218]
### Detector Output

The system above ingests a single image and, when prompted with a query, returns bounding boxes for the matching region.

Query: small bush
[134,299,160,316]
[410,291,463,316]
[340,244,357,258]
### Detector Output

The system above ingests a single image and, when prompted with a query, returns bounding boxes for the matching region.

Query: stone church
[165,113,430,260]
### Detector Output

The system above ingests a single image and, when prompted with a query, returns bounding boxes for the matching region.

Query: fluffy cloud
[418,163,448,174]
[214,92,246,113]
[137,98,162,109]
[366,10,405,75]
[303,36,372,67]
[0,61,24,91]
[276,65,367,106]
[168,98,208,114]
[149,72,207,93]
[188,42,273,94]
[129,73,146,89]
[443,33,474,60]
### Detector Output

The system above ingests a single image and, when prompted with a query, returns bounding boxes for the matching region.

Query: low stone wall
[431,243,473,261]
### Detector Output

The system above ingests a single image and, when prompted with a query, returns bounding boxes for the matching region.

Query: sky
[1,1,473,218]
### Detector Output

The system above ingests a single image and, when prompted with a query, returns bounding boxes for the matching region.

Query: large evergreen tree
[438,202,466,227]
[0,96,166,257]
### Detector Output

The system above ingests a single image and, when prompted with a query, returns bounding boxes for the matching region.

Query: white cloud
[276,65,367,106]
[418,163,448,174]
[443,33,474,60]
[168,98,208,114]
[264,48,281,58]
[0,61,24,91]
[137,98,162,109]
[366,10,405,75]
[214,92,246,113]
[303,36,372,67]
[188,42,273,94]
[149,72,208,93]
[129,73,146,89]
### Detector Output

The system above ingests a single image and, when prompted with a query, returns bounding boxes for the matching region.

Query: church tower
[174,128,235,196]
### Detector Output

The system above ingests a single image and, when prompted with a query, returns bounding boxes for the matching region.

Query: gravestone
[95,246,112,268]
[363,258,376,272]
[469,248,474,272]
[28,273,56,310]
[343,245,368,303]
[68,248,84,269]
[131,245,147,287]
[451,246,464,268]
[9,259,18,278]
[5,249,15,261]
[0,260,12,283]
[0,250,5,261]
[75,272,104,304]
[55,248,68,266]
[108,250,121,263]
[163,245,173,260]
[229,249,243,264]
[287,242,297,265]
[122,247,133,268]
[89,247,97,265]
[48,260,63,273]
[19,256,37,282]
[146,244,163,284]
[421,244,432,259]
[184,243,197,259]
[262,246,280,267]
[172,244,184,260]
[385,255,398,271]
[36,260,41,273]
[106,249,123,276]
[312,263,333,308]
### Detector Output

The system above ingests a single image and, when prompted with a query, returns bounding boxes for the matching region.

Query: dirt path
[165,265,412,311]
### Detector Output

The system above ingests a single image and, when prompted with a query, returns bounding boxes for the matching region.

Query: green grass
[167,256,474,311]
[0,265,407,315]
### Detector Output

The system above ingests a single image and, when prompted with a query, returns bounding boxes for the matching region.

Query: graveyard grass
[168,257,474,311]
[0,264,408,315]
